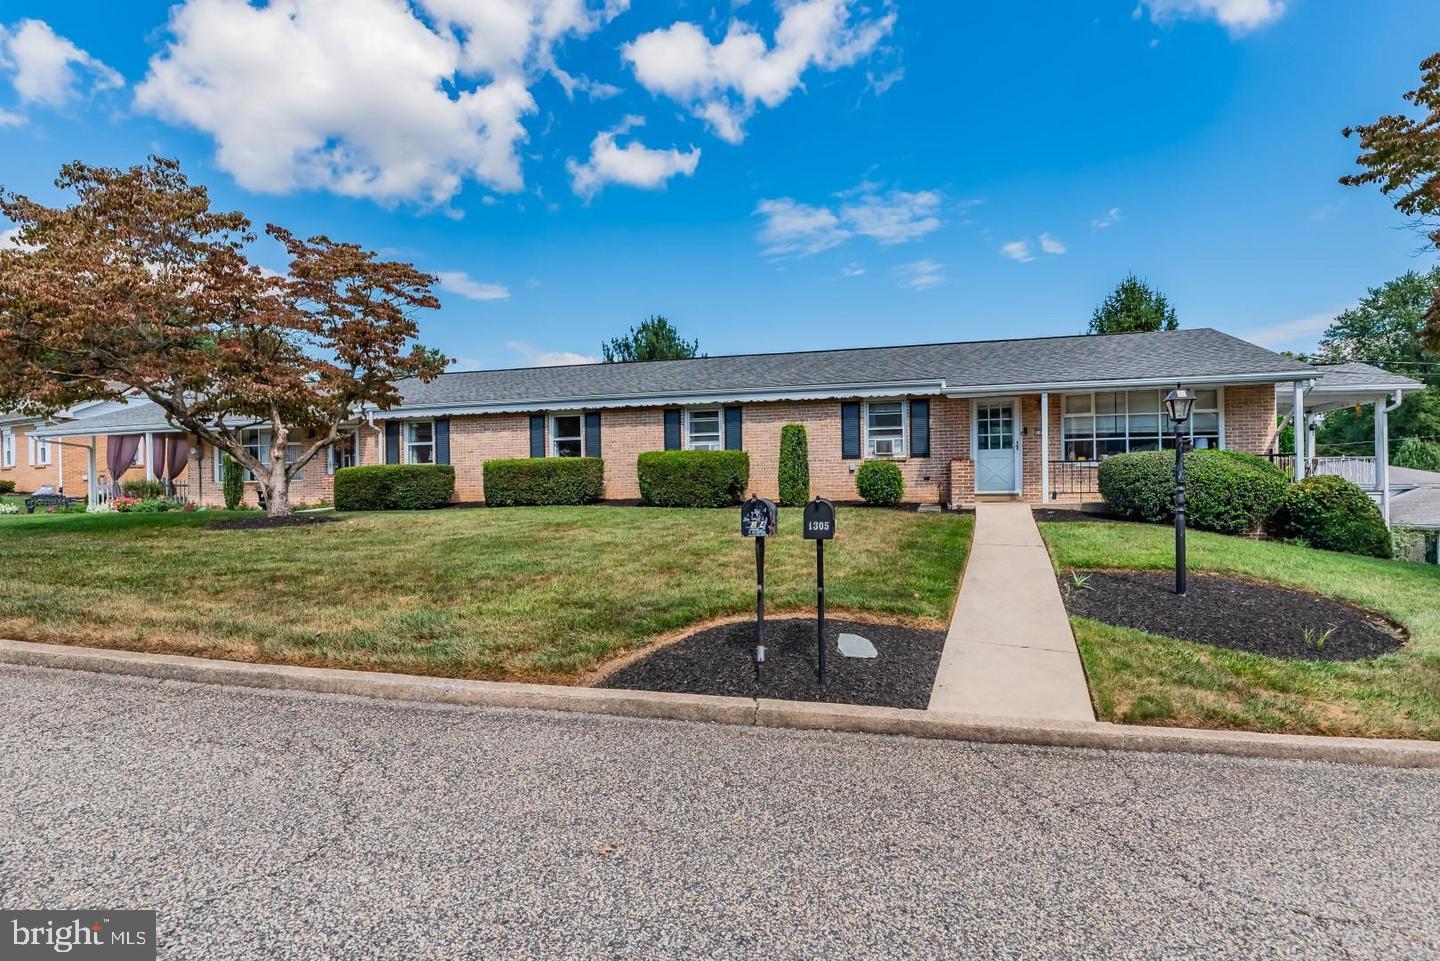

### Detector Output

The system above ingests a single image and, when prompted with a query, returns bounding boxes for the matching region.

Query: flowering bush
[87,501,113,514]
[0,503,19,515]
[109,496,142,512]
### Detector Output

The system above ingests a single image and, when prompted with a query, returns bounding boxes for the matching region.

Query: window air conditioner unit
[872,439,897,457]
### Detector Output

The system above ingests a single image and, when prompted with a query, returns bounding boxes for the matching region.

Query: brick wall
[1223,384,1279,455]
[948,459,975,508]
[0,423,66,494]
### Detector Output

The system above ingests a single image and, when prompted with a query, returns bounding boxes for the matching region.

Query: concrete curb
[3,638,1439,769]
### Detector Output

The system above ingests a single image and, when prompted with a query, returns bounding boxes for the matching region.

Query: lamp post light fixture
[1163,388,1197,596]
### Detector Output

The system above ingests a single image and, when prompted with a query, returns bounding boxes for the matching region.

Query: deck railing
[1048,461,1100,499]
[1264,454,1377,490]
[94,476,192,504]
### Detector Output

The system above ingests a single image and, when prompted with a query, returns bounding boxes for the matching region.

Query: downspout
[366,410,384,464]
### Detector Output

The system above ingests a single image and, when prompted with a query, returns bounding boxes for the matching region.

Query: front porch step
[975,493,1022,503]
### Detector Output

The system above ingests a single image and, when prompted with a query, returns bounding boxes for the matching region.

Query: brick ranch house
[25,328,1423,511]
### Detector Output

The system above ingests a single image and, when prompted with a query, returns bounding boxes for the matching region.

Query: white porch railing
[1266,455,1378,491]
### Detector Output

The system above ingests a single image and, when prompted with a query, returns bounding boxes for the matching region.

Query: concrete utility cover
[837,633,877,658]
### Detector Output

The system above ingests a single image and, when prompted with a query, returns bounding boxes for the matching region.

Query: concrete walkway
[928,502,1095,721]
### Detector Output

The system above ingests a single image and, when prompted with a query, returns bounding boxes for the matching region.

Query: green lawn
[0,506,972,683]
[1040,520,1440,739]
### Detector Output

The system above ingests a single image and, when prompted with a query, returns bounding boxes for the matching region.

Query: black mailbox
[802,498,836,540]
[741,496,778,537]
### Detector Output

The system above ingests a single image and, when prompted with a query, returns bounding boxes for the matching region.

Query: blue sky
[1,0,1437,370]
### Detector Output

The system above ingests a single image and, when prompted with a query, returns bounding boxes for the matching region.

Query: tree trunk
[264,456,292,517]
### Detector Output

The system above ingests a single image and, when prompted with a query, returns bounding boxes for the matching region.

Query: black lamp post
[1163,387,1197,596]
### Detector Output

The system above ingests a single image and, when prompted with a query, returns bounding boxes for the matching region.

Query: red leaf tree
[0,157,448,515]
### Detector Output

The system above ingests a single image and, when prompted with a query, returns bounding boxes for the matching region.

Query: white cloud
[1138,0,1286,34]
[1039,232,1066,255]
[865,66,904,97]
[892,258,943,291]
[1091,207,1123,230]
[755,185,940,257]
[841,262,865,277]
[623,0,894,144]
[135,0,625,207]
[1000,240,1034,263]
[1241,303,1352,351]
[0,227,22,250]
[506,340,599,366]
[437,271,511,301]
[566,115,700,199]
[0,19,122,112]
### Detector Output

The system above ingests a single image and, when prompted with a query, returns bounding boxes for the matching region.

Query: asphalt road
[2,665,1437,961]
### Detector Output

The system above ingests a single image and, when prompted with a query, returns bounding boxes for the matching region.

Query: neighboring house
[30,327,1424,512]
[1389,467,1440,564]
[0,398,138,496]
[1274,362,1429,524]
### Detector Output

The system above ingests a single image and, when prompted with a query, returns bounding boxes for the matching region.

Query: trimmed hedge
[856,460,905,506]
[778,424,810,507]
[637,450,749,507]
[482,458,605,506]
[333,464,455,511]
[1266,474,1391,558]
[1097,449,1288,535]
[0,479,14,495]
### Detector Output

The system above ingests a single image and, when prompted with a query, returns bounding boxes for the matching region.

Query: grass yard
[1041,519,1440,739]
[0,506,972,683]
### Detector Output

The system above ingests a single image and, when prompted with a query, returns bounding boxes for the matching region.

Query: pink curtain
[106,435,142,495]
[151,436,168,480]
[165,437,189,480]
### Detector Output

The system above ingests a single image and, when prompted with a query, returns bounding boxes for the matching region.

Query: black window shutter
[724,406,743,450]
[385,421,401,465]
[434,418,451,464]
[909,399,930,458]
[841,403,861,459]
[584,411,602,457]
[663,409,682,450]
[529,414,546,458]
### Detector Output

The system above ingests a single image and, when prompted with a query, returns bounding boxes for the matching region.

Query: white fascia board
[34,419,178,438]
[365,380,949,420]
[944,370,1312,397]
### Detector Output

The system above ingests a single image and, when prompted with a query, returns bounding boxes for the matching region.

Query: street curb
[3,638,1439,769]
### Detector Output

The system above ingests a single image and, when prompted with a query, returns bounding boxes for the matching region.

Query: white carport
[1275,362,1426,526]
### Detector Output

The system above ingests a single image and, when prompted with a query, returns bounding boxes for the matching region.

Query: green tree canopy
[1088,274,1179,334]
[1312,269,1440,455]
[602,315,701,363]
[1341,51,1440,346]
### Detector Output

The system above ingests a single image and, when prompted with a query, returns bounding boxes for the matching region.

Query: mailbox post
[740,496,779,674]
[803,498,836,684]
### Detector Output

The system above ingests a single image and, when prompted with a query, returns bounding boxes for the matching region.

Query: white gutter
[1380,389,1403,526]
[944,370,1312,398]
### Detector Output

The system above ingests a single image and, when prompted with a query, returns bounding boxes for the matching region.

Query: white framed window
[2,430,15,468]
[685,409,723,450]
[406,421,435,464]
[35,436,50,467]
[328,431,359,473]
[1061,388,1222,462]
[550,413,584,457]
[865,400,907,458]
[208,429,304,482]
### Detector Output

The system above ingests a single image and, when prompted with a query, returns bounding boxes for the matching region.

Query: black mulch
[1032,508,1113,523]
[1061,570,1405,661]
[207,513,341,531]
[598,617,946,708]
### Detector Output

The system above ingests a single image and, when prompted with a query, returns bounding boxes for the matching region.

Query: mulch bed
[207,513,341,531]
[1032,508,1112,523]
[597,617,946,708]
[1060,570,1404,661]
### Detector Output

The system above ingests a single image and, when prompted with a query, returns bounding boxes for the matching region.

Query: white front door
[975,401,1018,493]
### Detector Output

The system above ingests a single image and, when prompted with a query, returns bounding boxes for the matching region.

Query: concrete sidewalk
[928,503,1095,722]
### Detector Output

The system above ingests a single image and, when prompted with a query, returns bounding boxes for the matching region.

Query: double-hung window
[550,414,583,457]
[1,430,14,468]
[406,422,435,464]
[328,431,359,473]
[35,436,50,467]
[1062,388,1222,461]
[686,409,723,450]
[865,401,906,458]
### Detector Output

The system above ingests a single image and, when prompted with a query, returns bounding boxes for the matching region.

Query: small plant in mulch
[1058,570,1404,662]
[1062,569,1093,600]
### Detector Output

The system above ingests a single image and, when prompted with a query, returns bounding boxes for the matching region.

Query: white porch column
[1291,381,1306,482]
[86,441,98,508]
[1378,395,1394,526]
[1040,392,1050,504]
[144,430,156,481]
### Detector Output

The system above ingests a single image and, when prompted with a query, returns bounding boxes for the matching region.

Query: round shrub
[1098,449,1288,535]
[0,479,16,495]
[333,464,455,511]
[1266,474,1391,558]
[637,450,749,507]
[482,457,605,506]
[778,424,810,507]
[856,460,904,506]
